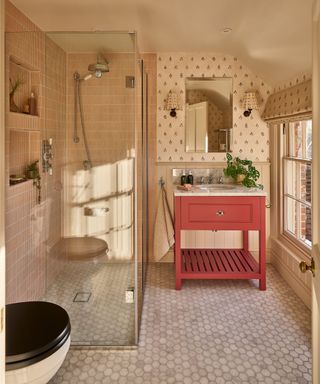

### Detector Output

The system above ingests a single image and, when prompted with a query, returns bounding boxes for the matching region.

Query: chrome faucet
[217,176,224,184]
[207,175,214,184]
[199,176,206,184]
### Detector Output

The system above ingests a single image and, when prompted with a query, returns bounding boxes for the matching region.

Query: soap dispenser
[180,171,187,185]
[28,92,37,116]
[187,170,193,185]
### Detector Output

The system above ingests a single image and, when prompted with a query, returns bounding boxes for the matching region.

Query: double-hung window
[282,119,312,249]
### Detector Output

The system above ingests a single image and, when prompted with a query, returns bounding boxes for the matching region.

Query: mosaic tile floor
[44,261,135,345]
[50,264,312,384]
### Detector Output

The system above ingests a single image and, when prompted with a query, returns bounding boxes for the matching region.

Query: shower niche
[8,56,40,117]
[7,55,41,187]
[9,129,40,187]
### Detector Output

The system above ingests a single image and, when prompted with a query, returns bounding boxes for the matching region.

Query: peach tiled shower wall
[64,53,136,260]
[66,53,135,166]
[5,0,66,302]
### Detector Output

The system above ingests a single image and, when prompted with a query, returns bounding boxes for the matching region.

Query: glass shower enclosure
[43,31,147,346]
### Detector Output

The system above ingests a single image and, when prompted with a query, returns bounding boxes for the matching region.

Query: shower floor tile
[44,261,135,346]
[50,264,311,384]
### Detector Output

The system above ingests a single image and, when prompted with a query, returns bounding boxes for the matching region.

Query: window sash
[283,196,312,248]
[282,120,312,250]
[287,120,312,160]
[283,158,312,205]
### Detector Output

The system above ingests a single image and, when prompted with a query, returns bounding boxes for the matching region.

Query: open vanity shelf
[174,193,266,290]
[181,248,259,277]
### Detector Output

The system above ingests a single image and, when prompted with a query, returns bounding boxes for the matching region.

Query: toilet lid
[6,301,71,365]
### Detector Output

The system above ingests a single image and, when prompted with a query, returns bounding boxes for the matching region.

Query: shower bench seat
[174,192,266,290]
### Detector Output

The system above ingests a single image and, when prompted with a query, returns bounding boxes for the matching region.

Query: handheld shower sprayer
[73,54,109,170]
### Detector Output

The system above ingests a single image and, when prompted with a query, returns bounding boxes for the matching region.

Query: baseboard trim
[270,242,311,308]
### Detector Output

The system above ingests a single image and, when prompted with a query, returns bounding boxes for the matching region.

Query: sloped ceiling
[11,0,313,85]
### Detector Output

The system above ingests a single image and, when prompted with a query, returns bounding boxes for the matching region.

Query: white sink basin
[196,184,237,191]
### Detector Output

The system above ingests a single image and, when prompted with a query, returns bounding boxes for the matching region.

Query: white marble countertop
[174,184,267,197]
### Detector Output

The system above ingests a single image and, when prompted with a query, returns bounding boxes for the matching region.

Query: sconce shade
[243,91,259,117]
[166,91,180,117]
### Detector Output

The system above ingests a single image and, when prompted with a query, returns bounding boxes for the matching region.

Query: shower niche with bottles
[7,54,41,188]
[8,56,40,116]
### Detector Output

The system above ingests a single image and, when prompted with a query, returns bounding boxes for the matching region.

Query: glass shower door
[44,31,138,346]
[136,59,149,336]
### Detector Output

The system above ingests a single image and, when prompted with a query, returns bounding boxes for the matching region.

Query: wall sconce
[243,91,259,117]
[165,91,180,117]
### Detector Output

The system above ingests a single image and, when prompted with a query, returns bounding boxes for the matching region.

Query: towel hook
[159,177,165,188]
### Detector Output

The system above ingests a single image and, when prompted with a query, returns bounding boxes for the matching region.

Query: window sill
[278,232,311,261]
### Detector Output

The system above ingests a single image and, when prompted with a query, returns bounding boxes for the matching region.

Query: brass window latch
[299,258,315,277]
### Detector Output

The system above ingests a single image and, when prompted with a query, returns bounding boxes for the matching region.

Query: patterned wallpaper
[157,53,272,162]
[273,72,312,93]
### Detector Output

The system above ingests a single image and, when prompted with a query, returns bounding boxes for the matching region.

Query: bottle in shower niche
[28,92,37,116]
[180,171,187,185]
[187,170,193,185]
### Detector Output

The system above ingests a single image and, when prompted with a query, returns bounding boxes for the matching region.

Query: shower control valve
[42,138,54,174]
[43,152,53,161]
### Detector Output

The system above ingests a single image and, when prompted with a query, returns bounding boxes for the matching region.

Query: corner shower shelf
[9,176,28,186]
[9,111,39,118]
[9,178,33,188]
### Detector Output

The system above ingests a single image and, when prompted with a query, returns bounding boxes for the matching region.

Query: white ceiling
[47,32,136,53]
[11,0,313,85]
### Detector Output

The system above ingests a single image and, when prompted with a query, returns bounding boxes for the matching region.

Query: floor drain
[73,292,92,302]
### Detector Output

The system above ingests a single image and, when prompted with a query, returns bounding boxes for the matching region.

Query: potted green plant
[223,153,263,189]
[25,160,41,203]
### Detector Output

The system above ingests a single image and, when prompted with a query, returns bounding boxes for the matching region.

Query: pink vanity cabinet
[174,191,266,290]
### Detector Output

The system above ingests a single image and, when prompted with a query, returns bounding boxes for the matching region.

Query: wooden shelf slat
[224,250,239,272]
[202,250,213,272]
[229,249,245,272]
[181,248,259,277]
[195,250,206,273]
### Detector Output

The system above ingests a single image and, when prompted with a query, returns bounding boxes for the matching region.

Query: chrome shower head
[88,53,109,78]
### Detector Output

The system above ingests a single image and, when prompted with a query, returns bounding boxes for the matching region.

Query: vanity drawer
[179,196,261,230]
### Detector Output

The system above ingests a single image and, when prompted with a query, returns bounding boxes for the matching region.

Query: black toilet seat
[6,301,71,371]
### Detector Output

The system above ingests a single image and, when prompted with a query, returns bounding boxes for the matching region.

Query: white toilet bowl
[6,301,71,384]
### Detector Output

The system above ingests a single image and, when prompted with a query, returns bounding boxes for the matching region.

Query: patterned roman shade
[262,79,312,121]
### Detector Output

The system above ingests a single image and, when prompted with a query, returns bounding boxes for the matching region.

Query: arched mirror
[185,77,233,153]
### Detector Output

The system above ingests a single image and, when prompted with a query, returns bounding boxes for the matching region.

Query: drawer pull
[216,210,225,216]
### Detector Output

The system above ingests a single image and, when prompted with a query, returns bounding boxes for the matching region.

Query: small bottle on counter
[22,103,30,114]
[180,171,187,185]
[187,170,193,185]
[28,92,37,115]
